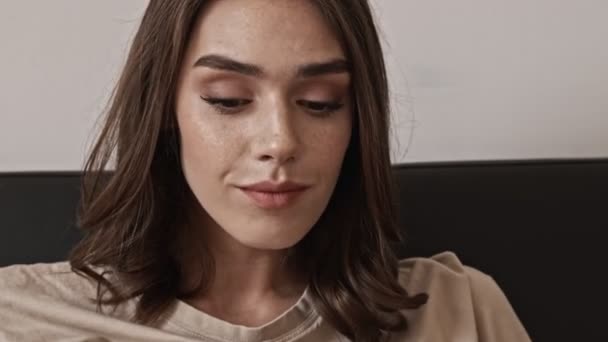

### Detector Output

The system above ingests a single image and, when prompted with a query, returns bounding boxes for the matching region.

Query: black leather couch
[1,158,607,341]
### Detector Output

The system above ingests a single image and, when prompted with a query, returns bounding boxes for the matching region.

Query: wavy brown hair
[69,0,428,341]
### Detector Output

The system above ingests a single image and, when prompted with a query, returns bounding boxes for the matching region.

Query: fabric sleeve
[465,266,532,341]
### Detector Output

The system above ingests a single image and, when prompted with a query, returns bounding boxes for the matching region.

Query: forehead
[186,0,345,72]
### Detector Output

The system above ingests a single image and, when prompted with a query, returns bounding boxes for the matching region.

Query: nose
[254,100,300,165]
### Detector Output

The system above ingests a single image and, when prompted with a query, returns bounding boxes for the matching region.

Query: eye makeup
[195,71,350,117]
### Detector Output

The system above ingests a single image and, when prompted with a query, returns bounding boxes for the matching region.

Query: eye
[297,100,344,116]
[200,96,252,115]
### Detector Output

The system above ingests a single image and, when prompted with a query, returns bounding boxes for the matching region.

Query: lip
[238,181,310,209]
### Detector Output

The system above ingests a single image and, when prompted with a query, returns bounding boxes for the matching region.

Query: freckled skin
[174,0,353,250]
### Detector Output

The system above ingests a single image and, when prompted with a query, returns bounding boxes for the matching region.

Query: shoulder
[0,261,74,288]
[397,251,514,310]
[397,251,494,293]
[0,263,152,338]
[395,251,531,341]
[0,261,98,306]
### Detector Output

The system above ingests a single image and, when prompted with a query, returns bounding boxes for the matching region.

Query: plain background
[0,0,606,171]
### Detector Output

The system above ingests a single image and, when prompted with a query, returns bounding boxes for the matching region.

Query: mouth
[238,187,308,209]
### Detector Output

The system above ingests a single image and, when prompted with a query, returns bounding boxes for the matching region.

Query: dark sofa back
[1,158,607,340]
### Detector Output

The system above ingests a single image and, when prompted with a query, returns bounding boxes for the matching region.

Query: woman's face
[175,0,352,250]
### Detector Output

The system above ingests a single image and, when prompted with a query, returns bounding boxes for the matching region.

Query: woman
[0,0,530,341]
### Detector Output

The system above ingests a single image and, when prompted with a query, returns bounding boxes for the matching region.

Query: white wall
[0,1,146,171]
[376,0,608,163]
[1,0,606,171]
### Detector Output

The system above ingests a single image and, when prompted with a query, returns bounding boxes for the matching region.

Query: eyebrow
[192,54,350,78]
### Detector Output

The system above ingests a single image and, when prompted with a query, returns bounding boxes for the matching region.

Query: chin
[233,226,311,251]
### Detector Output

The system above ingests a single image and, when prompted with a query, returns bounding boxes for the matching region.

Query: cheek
[177,110,244,191]
[176,85,240,160]
[307,117,352,170]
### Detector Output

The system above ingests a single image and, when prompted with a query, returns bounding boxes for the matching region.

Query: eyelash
[200,96,344,117]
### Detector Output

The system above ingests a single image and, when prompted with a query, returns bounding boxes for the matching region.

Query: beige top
[0,252,531,342]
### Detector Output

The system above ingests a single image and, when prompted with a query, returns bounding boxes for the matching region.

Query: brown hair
[69,1,428,341]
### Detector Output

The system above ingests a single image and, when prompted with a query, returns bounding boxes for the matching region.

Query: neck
[204,228,300,301]
[176,206,306,312]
